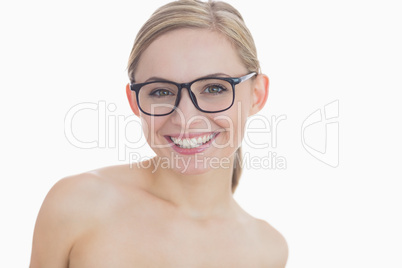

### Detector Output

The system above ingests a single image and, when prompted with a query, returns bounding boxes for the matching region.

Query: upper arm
[30,174,100,268]
[275,232,289,268]
[257,219,289,268]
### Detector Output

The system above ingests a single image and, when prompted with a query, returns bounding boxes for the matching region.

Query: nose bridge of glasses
[173,83,200,113]
[177,82,192,91]
[176,81,198,103]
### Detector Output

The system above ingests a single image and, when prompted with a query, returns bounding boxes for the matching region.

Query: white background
[1,0,401,267]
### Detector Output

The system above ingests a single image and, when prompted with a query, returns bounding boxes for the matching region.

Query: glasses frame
[130,72,257,116]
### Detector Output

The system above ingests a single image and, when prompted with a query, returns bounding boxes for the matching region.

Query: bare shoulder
[30,171,110,267]
[30,164,144,267]
[254,218,289,268]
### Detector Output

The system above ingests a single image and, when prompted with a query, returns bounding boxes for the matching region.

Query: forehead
[135,28,246,83]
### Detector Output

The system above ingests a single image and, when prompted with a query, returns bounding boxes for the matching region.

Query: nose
[170,89,206,127]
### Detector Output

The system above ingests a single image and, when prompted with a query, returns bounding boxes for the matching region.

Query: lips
[170,133,217,149]
[164,132,220,155]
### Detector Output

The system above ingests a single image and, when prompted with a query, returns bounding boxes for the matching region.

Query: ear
[249,74,269,116]
[126,83,140,117]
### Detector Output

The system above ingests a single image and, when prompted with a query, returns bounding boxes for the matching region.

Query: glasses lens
[137,79,234,115]
[138,82,178,115]
[191,79,233,112]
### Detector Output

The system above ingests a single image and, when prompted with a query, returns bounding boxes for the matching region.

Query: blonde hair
[127,0,261,193]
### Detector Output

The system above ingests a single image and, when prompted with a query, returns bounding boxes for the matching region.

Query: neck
[148,154,237,220]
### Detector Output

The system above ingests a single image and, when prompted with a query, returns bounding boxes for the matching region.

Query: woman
[30,0,288,267]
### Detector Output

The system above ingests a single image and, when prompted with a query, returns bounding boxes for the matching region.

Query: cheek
[140,116,165,142]
[225,99,250,130]
[211,102,249,143]
[234,94,253,131]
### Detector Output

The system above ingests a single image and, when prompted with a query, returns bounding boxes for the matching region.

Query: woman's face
[128,28,262,175]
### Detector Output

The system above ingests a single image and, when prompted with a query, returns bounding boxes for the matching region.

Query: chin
[157,152,232,176]
[172,164,211,176]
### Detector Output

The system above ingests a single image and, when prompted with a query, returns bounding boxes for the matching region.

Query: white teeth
[170,133,216,149]
[183,139,190,148]
[190,138,197,146]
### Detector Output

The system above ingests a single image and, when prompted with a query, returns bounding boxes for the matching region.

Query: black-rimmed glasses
[130,72,256,116]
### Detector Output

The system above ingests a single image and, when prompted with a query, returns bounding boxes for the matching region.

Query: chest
[68,214,267,267]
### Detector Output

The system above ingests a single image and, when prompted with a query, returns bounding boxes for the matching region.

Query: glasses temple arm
[238,72,257,83]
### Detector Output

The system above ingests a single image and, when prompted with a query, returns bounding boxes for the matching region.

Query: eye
[150,89,174,97]
[203,84,227,94]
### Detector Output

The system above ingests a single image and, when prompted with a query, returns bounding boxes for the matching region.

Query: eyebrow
[144,73,231,83]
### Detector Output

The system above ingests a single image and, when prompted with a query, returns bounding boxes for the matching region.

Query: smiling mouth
[168,133,218,149]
